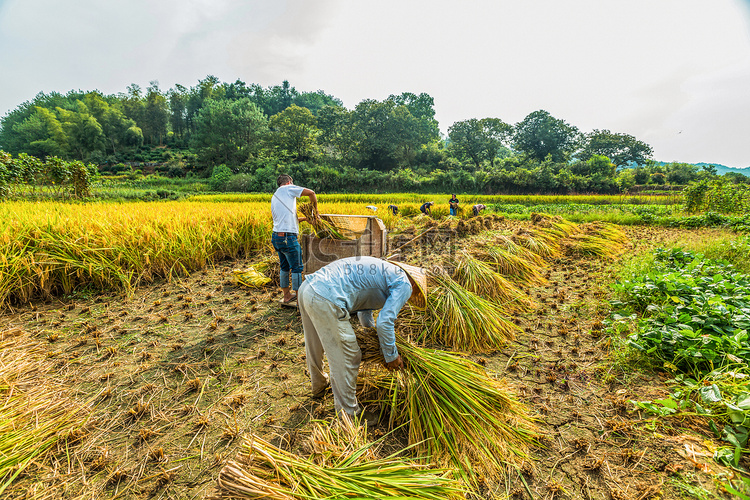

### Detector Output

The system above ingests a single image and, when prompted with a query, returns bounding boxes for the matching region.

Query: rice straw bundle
[512,228,560,258]
[479,245,547,286]
[298,202,347,240]
[562,222,629,258]
[403,270,518,352]
[492,234,547,267]
[212,422,465,499]
[530,212,578,236]
[451,251,534,312]
[357,330,536,486]
[578,222,629,245]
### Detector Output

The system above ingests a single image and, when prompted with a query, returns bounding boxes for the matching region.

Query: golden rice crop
[0,201,272,308]
[451,251,534,312]
[357,330,536,486]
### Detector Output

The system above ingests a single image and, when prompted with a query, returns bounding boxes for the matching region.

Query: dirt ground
[0,218,738,499]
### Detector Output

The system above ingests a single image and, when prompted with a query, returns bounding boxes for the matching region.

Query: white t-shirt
[271,184,306,233]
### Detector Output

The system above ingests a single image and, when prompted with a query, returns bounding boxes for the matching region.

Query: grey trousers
[298,280,362,416]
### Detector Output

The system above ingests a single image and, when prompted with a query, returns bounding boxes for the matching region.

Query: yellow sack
[233,267,271,288]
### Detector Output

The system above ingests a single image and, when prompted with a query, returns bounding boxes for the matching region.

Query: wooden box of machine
[300,215,388,274]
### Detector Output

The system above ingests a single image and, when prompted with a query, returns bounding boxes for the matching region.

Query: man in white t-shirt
[271,174,319,305]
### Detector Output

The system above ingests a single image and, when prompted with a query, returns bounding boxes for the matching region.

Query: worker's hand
[312,210,321,224]
[298,216,308,223]
[384,355,404,371]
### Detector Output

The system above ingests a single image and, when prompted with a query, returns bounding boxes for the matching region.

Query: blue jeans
[272,232,303,290]
[450,207,457,216]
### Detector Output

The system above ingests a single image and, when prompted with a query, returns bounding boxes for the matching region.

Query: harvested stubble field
[0,210,739,499]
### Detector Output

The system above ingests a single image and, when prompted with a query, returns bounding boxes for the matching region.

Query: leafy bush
[614,248,750,372]
[683,178,750,214]
[208,164,233,192]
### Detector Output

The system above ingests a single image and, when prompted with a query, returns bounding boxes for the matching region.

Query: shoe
[312,381,330,399]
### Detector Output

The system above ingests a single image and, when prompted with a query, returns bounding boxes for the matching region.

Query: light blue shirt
[306,256,412,363]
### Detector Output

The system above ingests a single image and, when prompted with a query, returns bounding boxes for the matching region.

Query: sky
[1,0,749,167]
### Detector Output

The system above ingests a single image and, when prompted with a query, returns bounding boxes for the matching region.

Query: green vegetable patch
[610,248,750,495]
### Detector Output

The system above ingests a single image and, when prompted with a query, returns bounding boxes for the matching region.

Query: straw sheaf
[400,269,518,352]
[0,329,93,494]
[211,424,466,500]
[452,251,535,313]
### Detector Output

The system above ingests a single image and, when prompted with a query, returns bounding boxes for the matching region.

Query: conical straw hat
[388,260,427,309]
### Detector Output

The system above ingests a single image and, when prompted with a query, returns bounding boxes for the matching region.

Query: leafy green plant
[610,248,750,472]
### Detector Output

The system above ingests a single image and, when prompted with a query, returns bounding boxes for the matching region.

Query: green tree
[579,129,653,168]
[448,119,485,168]
[512,110,580,162]
[168,84,189,143]
[348,98,436,171]
[142,82,169,145]
[190,98,268,167]
[56,102,105,160]
[448,118,511,168]
[11,106,67,157]
[268,105,321,161]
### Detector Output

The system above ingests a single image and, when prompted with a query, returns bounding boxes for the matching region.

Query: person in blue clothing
[449,194,459,216]
[419,201,434,216]
[297,256,427,421]
[271,174,319,305]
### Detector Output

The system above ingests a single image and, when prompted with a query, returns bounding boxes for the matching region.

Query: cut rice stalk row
[0,330,93,495]
[401,270,519,353]
[451,251,535,313]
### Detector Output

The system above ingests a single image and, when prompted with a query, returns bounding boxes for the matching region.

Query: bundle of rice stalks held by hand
[298,202,347,240]
[401,269,518,353]
[357,329,536,487]
[212,416,465,499]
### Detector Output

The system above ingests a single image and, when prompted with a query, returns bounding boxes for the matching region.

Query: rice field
[0,194,743,499]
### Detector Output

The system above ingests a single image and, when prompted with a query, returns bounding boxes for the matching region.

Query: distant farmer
[388,204,399,216]
[472,203,487,216]
[271,174,319,306]
[298,256,427,422]
[366,205,378,212]
[449,194,459,216]
[419,201,434,216]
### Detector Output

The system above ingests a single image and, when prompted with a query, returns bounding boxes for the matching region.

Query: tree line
[0,76,745,194]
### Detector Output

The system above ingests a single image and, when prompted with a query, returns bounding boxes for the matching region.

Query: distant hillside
[654,161,750,177]
[693,163,750,176]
